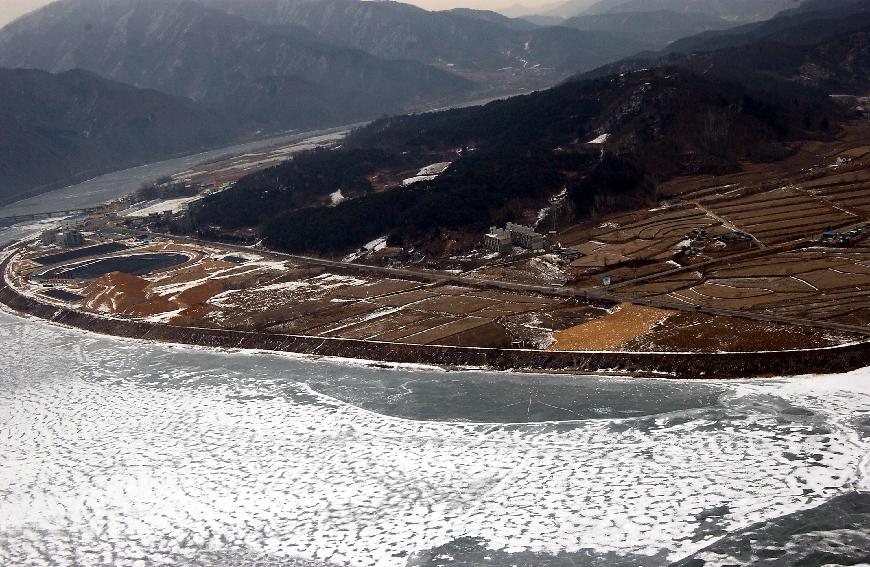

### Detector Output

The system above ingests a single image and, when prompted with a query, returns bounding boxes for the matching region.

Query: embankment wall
[3,253,869,379]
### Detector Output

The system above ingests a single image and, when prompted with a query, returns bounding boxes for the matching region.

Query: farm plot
[623,312,860,353]
[22,237,611,348]
[565,205,726,285]
[549,304,673,352]
[652,131,870,246]
[799,165,870,215]
[620,248,870,329]
[466,257,567,286]
[701,187,859,245]
[319,286,577,348]
[51,241,599,349]
[594,207,716,243]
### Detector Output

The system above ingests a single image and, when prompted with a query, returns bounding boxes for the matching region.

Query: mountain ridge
[578,1,870,96]
[581,0,802,21]
[562,10,734,49]
[0,0,474,133]
[194,0,650,79]
[189,65,835,255]
[0,67,238,205]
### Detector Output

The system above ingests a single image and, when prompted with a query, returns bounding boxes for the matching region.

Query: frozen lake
[0,306,869,566]
[1,222,869,566]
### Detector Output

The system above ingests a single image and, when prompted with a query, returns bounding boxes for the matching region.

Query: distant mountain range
[563,10,733,48]
[0,68,235,205]
[0,0,836,207]
[582,0,870,95]
[195,0,648,77]
[524,0,803,23]
[0,0,472,129]
[581,0,802,21]
[530,0,803,20]
[0,0,669,204]
[189,0,860,256]
[662,0,868,54]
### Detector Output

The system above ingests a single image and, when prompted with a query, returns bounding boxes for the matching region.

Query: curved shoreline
[3,251,870,379]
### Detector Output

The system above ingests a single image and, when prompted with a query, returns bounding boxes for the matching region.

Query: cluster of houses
[676,229,754,259]
[821,226,867,246]
[484,223,546,254]
[716,230,755,248]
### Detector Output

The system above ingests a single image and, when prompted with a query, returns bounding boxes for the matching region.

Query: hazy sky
[0,0,561,27]
[0,0,53,27]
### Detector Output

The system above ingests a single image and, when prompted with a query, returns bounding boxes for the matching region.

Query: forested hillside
[582,1,870,95]
[190,67,833,256]
[0,68,235,205]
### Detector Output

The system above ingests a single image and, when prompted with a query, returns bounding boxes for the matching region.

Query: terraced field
[621,248,870,329]
[559,143,870,287]
[563,205,732,285]
[800,167,870,216]
[694,184,861,245]
[565,124,870,342]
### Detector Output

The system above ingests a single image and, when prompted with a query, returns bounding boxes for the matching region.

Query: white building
[484,223,546,254]
[506,222,546,250]
[484,227,513,254]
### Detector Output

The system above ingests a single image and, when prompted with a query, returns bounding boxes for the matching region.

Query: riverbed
[0,89,528,221]
[0,125,357,219]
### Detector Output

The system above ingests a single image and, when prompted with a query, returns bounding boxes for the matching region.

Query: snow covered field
[0,310,868,566]
[402,162,451,186]
[122,196,201,217]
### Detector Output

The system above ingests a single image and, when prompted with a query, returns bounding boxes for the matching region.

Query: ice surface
[0,310,868,566]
